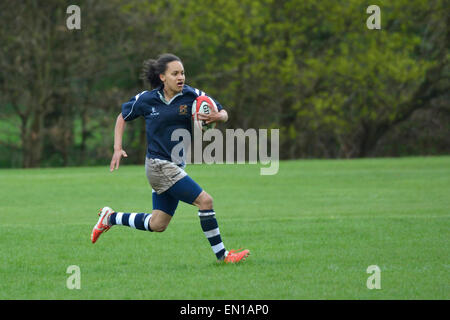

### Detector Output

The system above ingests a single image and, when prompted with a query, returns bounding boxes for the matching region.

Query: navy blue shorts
[152,175,203,216]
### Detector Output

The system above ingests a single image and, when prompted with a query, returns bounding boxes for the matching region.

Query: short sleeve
[121,91,146,121]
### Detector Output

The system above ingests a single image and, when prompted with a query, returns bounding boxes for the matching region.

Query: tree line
[0,0,448,168]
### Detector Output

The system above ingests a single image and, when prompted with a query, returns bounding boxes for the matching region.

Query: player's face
[160,61,185,94]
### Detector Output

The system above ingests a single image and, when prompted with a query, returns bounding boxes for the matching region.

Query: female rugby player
[90,53,249,263]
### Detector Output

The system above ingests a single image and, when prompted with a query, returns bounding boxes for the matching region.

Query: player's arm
[110,113,128,172]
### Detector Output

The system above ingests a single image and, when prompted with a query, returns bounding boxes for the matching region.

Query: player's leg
[91,207,154,243]
[166,175,249,263]
[149,189,179,232]
[90,190,178,243]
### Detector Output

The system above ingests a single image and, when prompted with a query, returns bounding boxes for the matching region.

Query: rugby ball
[192,96,218,131]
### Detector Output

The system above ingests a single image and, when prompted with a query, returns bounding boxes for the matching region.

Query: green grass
[0,156,449,299]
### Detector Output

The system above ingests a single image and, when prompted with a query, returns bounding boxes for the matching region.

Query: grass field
[0,157,449,300]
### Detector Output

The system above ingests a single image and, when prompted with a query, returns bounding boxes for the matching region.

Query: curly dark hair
[141,53,182,89]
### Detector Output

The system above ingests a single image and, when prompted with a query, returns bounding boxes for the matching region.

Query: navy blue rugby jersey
[121,84,223,163]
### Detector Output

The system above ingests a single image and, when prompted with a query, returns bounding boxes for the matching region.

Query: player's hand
[197,108,222,124]
[110,149,128,172]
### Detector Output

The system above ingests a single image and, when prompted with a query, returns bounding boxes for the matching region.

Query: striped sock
[110,212,153,232]
[199,209,227,260]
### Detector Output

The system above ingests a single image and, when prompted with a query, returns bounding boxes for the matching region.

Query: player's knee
[193,191,214,210]
[156,225,167,232]
[151,222,168,232]
[149,210,172,232]
[202,193,213,208]
[149,217,169,232]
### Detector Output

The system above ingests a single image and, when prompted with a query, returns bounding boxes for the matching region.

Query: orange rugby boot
[223,248,250,264]
[90,207,114,244]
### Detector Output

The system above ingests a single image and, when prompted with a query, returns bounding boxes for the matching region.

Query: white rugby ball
[192,96,218,131]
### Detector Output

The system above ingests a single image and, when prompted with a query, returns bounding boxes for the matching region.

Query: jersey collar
[157,86,184,105]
